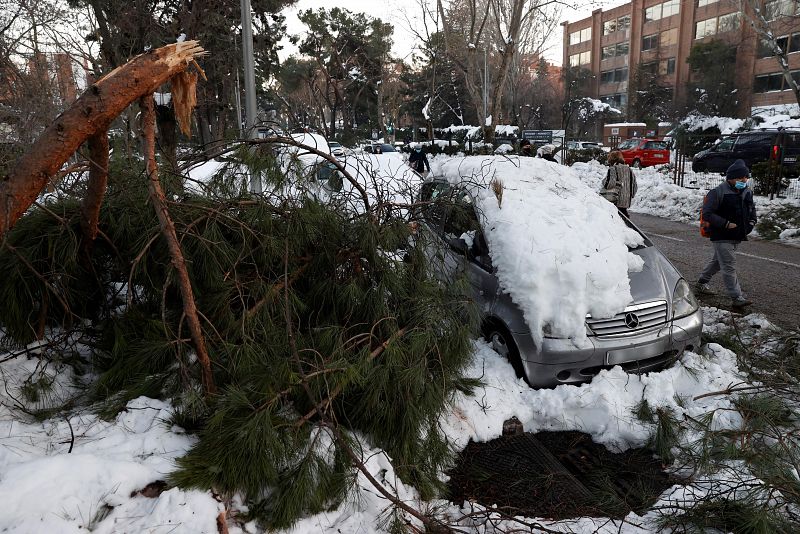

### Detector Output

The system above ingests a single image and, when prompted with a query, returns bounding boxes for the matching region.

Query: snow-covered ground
[571,160,800,245]
[0,307,771,533]
[8,149,796,533]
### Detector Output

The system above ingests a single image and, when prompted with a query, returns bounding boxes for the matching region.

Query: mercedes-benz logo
[624,312,640,329]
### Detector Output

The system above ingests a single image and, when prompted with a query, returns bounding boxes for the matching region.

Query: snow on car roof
[432,156,644,346]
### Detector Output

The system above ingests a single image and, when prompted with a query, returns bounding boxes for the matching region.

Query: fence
[671,131,800,200]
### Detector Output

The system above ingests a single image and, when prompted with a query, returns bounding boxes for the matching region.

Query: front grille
[586,300,668,337]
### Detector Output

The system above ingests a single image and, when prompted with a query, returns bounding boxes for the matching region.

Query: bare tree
[738,0,800,108]
[435,0,559,142]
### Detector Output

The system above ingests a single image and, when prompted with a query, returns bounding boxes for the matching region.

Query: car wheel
[632,158,642,169]
[484,323,527,382]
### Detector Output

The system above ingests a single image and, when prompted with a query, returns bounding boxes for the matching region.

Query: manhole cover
[447,430,680,520]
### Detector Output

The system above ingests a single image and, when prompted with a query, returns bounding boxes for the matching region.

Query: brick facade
[562,0,800,118]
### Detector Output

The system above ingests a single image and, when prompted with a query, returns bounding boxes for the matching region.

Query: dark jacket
[702,180,757,242]
[540,153,557,163]
[409,150,430,172]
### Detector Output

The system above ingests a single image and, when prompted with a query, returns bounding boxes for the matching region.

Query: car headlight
[672,279,699,319]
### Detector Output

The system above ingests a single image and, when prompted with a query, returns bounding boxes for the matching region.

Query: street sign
[371,130,379,140]
[522,130,553,143]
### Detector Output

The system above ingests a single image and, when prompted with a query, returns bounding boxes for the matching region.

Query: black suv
[691,129,800,176]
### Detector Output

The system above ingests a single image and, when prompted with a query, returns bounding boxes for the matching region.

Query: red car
[617,138,670,168]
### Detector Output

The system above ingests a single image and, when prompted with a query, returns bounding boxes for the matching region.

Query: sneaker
[731,297,753,308]
[694,282,715,295]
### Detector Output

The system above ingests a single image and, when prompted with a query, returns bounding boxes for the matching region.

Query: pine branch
[141,94,216,397]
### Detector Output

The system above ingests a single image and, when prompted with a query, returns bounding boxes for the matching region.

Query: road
[630,213,800,330]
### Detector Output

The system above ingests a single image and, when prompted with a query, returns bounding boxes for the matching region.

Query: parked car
[418,176,702,388]
[691,129,800,176]
[566,141,603,151]
[360,143,398,154]
[327,141,345,157]
[617,138,670,168]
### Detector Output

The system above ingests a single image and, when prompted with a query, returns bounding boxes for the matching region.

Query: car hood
[628,245,679,304]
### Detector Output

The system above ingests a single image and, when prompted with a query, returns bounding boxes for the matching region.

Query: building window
[698,0,719,6]
[645,0,680,22]
[645,4,662,22]
[765,0,799,20]
[601,42,630,60]
[601,67,629,83]
[661,28,678,46]
[570,51,592,66]
[660,57,676,75]
[661,0,680,17]
[642,33,659,50]
[717,12,741,34]
[695,18,716,39]
[571,27,592,45]
[754,72,790,92]
[603,20,617,35]
[604,15,632,35]
[642,61,658,74]
[618,15,631,31]
[762,32,800,56]
[601,93,628,109]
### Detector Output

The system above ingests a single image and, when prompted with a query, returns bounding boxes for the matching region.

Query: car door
[706,137,736,172]
[734,133,773,167]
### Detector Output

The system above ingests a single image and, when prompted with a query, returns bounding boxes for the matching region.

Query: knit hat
[726,159,749,181]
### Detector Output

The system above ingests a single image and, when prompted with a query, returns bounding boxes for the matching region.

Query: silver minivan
[419,178,703,388]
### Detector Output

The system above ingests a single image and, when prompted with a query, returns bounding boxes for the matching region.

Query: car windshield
[618,139,640,150]
[328,142,341,148]
[379,143,397,152]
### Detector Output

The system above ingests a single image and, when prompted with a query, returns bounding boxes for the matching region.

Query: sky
[280,0,627,66]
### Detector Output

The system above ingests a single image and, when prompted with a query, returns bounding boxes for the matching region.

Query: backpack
[699,193,711,238]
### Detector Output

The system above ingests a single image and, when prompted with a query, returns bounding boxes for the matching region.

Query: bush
[750,160,790,196]
[755,205,800,240]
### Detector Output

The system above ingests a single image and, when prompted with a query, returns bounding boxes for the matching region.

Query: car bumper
[516,308,703,388]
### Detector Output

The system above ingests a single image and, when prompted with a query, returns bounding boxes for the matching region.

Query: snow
[422,97,432,120]
[493,143,513,154]
[431,156,644,345]
[605,122,647,128]
[0,356,220,533]
[484,114,492,126]
[154,92,172,106]
[679,113,745,134]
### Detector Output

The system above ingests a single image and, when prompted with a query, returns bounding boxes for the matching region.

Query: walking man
[696,159,757,309]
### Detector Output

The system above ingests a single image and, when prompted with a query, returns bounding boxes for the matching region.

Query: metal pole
[240,0,261,194]
[233,34,243,137]
[483,48,488,125]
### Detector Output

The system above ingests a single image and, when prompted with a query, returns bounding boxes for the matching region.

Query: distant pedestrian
[600,150,637,217]
[519,139,533,157]
[409,143,430,175]
[696,159,757,309]
[537,144,558,163]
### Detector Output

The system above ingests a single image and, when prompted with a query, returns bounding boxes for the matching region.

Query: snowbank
[432,156,644,345]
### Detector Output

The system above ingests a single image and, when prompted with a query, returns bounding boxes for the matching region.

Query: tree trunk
[141,95,217,397]
[80,132,109,250]
[0,41,206,237]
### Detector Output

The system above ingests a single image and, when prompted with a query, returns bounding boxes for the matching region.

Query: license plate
[654,154,664,158]
[785,156,797,163]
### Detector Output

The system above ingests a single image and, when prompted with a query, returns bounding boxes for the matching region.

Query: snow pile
[679,113,745,134]
[571,160,800,244]
[432,156,644,344]
[579,98,621,119]
[754,113,800,129]
[493,143,513,154]
[0,356,220,533]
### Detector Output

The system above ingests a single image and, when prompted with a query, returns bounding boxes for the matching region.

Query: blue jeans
[699,241,742,299]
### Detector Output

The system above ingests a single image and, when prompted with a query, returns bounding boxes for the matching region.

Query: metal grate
[586,300,668,336]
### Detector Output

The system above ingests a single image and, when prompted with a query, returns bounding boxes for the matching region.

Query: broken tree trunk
[141,95,217,397]
[80,132,109,251]
[0,41,205,237]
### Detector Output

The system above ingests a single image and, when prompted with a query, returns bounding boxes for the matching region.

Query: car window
[714,138,735,152]
[618,139,640,150]
[784,133,800,149]
[735,133,773,147]
[380,143,397,152]
[644,141,667,150]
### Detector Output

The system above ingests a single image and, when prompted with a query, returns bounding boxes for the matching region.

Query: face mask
[415,148,421,152]
[734,181,747,190]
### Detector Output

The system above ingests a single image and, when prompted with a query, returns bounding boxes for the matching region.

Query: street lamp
[240,0,260,194]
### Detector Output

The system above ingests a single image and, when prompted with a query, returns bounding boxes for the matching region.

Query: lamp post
[240,0,261,194]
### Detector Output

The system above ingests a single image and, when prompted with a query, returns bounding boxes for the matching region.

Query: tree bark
[141,95,217,397]
[80,132,109,250]
[0,41,205,237]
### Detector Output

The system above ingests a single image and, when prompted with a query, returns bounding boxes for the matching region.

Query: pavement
[630,212,800,331]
